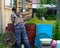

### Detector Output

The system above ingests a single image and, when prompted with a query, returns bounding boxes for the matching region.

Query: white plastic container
[40,38,52,44]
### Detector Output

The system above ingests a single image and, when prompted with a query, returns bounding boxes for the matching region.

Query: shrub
[36,8,48,19]
[46,14,56,20]
[53,21,60,40]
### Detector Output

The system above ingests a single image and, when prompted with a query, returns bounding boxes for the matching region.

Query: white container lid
[40,38,52,44]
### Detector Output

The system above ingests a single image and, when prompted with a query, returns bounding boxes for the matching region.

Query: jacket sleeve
[11,14,15,23]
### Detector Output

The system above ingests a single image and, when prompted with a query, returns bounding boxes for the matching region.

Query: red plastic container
[7,23,14,32]
[25,24,36,45]
[25,24,36,31]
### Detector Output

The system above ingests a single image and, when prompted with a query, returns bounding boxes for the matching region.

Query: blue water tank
[35,24,53,48]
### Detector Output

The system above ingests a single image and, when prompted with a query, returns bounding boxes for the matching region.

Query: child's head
[12,7,17,12]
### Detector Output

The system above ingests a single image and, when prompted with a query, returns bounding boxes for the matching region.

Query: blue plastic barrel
[36,24,52,38]
[35,24,52,48]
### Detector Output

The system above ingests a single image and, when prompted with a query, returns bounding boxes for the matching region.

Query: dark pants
[14,23,32,48]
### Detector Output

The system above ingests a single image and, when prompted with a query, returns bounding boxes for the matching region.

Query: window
[4,0,12,8]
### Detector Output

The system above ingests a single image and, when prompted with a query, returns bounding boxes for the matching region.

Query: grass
[0,33,3,48]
